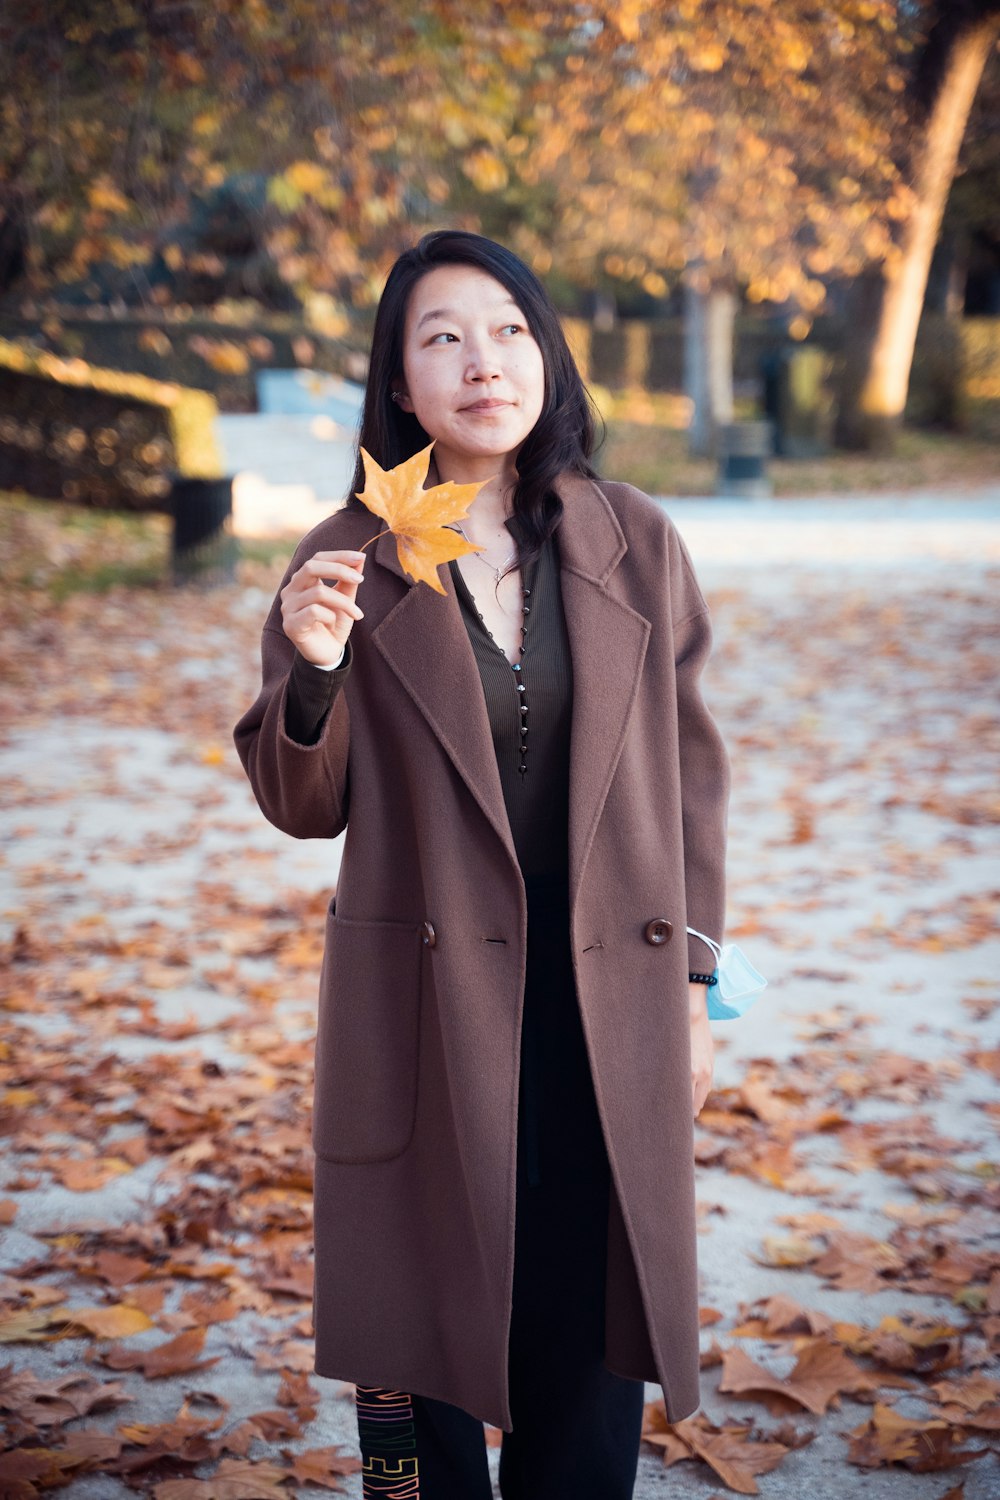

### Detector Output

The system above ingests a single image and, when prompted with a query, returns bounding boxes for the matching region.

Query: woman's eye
[428,325,522,343]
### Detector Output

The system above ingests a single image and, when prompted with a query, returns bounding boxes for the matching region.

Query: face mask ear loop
[685,926,722,966]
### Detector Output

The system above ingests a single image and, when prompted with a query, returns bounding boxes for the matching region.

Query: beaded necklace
[450,524,533,777]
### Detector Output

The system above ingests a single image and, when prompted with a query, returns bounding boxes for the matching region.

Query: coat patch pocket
[311,911,422,1164]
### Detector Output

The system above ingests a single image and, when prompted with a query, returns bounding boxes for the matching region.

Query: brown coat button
[644,918,673,945]
[420,920,437,948]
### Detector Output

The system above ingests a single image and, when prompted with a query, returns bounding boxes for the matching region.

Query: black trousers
[355,873,646,1498]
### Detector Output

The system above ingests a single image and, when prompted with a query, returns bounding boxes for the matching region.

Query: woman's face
[394,263,546,479]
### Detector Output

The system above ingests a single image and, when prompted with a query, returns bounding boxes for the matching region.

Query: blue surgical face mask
[686,926,768,1021]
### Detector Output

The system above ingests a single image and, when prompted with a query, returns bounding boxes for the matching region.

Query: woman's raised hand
[280,549,367,666]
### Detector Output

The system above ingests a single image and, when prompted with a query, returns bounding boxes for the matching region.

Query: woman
[233,229,731,1499]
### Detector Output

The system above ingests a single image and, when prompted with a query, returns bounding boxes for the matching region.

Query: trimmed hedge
[0,309,369,413]
[906,314,1000,430]
[0,337,222,509]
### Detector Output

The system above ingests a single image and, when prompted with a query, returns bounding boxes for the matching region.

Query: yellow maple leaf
[355,442,486,593]
[64,1304,154,1339]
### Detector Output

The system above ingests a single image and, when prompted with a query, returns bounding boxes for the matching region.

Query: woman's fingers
[307,557,367,592]
[286,598,359,632]
[300,581,364,618]
[280,549,368,662]
[281,551,366,605]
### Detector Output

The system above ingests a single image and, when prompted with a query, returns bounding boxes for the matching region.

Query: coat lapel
[370,525,519,871]
[553,473,652,910]
[369,470,651,906]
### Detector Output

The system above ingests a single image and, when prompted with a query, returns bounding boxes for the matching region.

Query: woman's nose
[464,337,503,379]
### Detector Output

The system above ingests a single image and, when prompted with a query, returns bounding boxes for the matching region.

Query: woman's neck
[427,452,516,535]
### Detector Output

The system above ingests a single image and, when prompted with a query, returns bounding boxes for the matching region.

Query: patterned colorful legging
[353,875,646,1499]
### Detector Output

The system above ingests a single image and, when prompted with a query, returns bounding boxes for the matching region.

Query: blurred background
[1,7,999,1498]
[0,0,998,576]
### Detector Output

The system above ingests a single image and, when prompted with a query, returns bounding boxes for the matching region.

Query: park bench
[0,337,235,584]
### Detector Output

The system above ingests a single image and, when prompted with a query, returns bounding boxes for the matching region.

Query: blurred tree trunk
[684,268,736,459]
[835,2,1000,452]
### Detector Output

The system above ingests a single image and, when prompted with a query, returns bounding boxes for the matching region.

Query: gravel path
[2,491,998,1497]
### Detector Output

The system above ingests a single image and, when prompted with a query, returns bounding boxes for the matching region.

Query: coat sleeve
[667,522,732,974]
[285,639,353,745]
[233,612,352,842]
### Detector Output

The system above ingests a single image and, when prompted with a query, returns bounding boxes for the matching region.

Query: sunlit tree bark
[684,267,736,458]
[513,3,909,459]
[835,1,1000,451]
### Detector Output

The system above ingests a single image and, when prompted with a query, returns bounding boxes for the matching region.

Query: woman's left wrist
[689,980,710,1019]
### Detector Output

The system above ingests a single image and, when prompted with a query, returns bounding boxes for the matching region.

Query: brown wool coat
[232,471,731,1431]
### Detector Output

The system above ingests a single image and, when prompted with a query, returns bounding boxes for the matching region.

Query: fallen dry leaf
[285,1442,364,1486]
[668,1410,793,1494]
[58,1304,155,1341]
[152,1455,288,1498]
[717,1338,879,1415]
[0,1362,131,1425]
[844,1399,991,1473]
[102,1326,220,1379]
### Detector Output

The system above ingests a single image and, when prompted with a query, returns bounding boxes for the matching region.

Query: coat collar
[371,467,627,585]
[370,470,651,913]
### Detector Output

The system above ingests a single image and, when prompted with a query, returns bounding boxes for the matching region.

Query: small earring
[390,390,402,404]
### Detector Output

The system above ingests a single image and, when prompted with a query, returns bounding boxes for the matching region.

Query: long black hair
[344,229,605,577]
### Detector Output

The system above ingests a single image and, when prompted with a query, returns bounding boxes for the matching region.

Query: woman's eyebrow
[415,298,520,331]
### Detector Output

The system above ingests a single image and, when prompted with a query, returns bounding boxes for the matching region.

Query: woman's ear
[391,385,414,413]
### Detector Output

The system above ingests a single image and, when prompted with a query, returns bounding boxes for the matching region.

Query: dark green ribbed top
[446,511,572,878]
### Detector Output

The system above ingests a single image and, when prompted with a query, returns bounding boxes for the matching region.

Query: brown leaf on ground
[927,1373,1000,1415]
[102,1326,219,1378]
[730,1294,837,1339]
[0,1362,131,1425]
[285,1443,365,1486]
[50,1157,136,1192]
[755,1233,825,1269]
[810,1229,906,1293]
[152,1456,288,1498]
[718,1338,880,1415]
[967,1046,1000,1079]
[241,1409,300,1443]
[847,1313,965,1376]
[90,1250,159,1289]
[670,1412,794,1494]
[844,1400,992,1472]
[0,1444,99,1491]
[934,1401,1000,1433]
[116,1402,227,1467]
[275,1367,316,1413]
[640,1397,799,1493]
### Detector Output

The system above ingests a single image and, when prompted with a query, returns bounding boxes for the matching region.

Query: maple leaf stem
[357,529,386,553]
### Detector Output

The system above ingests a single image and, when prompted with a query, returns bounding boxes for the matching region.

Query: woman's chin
[433,433,525,465]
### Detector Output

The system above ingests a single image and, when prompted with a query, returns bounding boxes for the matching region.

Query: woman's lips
[461,400,510,412]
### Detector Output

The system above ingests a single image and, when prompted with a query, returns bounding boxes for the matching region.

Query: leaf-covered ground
[1,496,998,1498]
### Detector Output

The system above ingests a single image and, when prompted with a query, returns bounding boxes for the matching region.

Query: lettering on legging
[356,1386,420,1497]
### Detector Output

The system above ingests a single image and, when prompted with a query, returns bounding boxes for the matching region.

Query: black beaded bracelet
[688,971,719,986]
